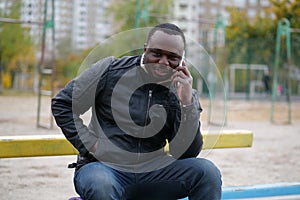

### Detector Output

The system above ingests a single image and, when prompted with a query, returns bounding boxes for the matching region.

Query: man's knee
[186,158,222,199]
[198,158,221,180]
[74,163,124,199]
[184,158,222,186]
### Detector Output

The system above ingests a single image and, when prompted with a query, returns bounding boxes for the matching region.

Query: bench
[68,182,300,200]
[221,182,300,199]
[0,130,253,158]
[178,182,300,200]
[1,131,299,199]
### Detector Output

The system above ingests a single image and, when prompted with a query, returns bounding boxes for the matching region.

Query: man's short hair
[147,23,186,48]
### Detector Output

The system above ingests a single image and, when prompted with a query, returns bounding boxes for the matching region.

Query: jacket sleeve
[168,89,203,159]
[51,56,114,156]
[51,80,90,156]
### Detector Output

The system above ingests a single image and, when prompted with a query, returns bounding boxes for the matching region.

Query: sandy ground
[0,95,299,200]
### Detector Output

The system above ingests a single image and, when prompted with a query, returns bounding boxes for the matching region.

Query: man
[52,23,222,200]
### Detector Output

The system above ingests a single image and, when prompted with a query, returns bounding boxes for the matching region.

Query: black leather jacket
[52,55,203,169]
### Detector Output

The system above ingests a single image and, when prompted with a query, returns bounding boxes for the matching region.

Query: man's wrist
[181,98,193,107]
[182,102,193,108]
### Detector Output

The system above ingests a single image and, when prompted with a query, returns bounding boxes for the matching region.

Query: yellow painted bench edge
[0,130,253,158]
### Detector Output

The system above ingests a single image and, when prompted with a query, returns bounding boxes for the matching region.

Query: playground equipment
[135,0,149,28]
[0,0,56,128]
[271,18,292,124]
[229,64,269,98]
[36,0,56,129]
[207,14,227,126]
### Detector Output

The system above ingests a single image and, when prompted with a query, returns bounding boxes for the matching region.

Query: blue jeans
[74,158,222,200]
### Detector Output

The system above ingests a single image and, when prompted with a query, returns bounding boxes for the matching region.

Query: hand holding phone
[172,51,193,105]
[179,51,185,67]
[174,51,186,87]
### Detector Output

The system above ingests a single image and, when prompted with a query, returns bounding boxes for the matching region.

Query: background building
[172,0,272,48]
[0,0,112,51]
[71,0,111,50]
[1,0,272,52]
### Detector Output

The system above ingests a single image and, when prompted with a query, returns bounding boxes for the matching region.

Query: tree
[225,6,276,65]
[270,0,300,66]
[107,0,173,32]
[56,37,73,59]
[226,0,300,64]
[270,0,300,28]
[225,0,300,94]
[55,53,83,87]
[0,0,35,91]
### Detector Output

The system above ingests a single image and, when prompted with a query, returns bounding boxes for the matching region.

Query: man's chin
[154,75,171,82]
[149,70,171,81]
[154,71,171,78]
[145,65,173,82]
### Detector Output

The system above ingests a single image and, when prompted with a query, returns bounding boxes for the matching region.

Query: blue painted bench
[221,182,300,199]
[69,182,300,200]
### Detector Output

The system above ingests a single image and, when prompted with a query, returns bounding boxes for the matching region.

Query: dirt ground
[0,95,299,200]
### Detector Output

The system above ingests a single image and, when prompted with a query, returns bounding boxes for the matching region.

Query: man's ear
[143,43,147,52]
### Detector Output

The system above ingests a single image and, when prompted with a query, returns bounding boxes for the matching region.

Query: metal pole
[246,41,251,100]
[37,0,55,128]
[209,14,227,125]
[285,20,292,124]
[37,0,48,127]
[50,0,55,128]
[271,18,291,124]
[135,0,141,28]
[135,0,149,28]
[142,0,149,26]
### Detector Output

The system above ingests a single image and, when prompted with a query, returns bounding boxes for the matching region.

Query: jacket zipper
[137,89,153,162]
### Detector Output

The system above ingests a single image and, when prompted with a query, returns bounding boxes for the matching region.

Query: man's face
[143,30,185,81]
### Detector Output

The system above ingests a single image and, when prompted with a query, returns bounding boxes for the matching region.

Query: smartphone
[178,51,185,67]
[174,51,185,87]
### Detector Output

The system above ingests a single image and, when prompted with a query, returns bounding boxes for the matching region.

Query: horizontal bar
[203,130,253,149]
[178,182,300,200]
[0,130,252,158]
[0,135,77,158]
[0,17,43,25]
[42,69,53,75]
[222,182,300,199]
[40,90,52,96]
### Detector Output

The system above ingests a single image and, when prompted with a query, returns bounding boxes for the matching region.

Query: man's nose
[158,55,169,66]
